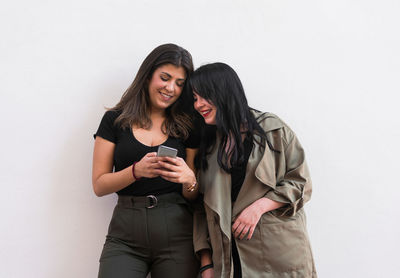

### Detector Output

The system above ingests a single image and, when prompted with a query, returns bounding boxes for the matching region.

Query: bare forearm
[199,249,213,266]
[254,197,285,215]
[182,188,199,200]
[182,148,199,200]
[93,165,135,196]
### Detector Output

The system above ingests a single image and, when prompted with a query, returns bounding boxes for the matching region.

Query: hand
[134,152,161,179]
[232,200,264,240]
[201,267,214,278]
[232,198,285,240]
[156,156,196,189]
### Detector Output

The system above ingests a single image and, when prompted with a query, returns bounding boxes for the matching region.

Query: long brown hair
[111,43,194,139]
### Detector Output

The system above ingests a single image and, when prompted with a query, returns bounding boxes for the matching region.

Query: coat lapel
[201,145,233,240]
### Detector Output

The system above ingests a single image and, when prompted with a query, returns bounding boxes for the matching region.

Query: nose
[165,81,175,93]
[194,98,204,111]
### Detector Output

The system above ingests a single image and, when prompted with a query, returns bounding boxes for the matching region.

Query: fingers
[247,226,256,240]
[232,222,245,238]
[239,226,250,240]
[135,153,162,179]
[156,169,179,178]
[234,224,252,240]
[148,157,163,164]
[138,153,190,182]
[157,161,179,172]
[158,156,182,166]
[232,219,255,240]
[140,152,160,165]
[154,167,181,184]
[232,219,240,233]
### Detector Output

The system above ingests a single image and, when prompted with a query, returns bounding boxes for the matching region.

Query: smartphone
[157,145,178,158]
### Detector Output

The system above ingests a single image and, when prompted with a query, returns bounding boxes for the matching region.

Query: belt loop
[146,195,158,208]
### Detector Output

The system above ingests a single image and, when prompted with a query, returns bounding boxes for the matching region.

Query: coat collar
[251,110,285,132]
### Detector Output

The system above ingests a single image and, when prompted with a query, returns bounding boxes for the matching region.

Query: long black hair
[189,62,274,172]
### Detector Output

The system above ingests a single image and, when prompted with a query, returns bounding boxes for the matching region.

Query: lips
[201,109,212,118]
[159,91,173,101]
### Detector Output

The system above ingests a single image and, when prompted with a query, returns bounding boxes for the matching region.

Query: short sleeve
[93,110,120,143]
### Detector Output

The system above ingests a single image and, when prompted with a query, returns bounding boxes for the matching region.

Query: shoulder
[99,109,123,128]
[95,110,123,142]
[250,109,295,145]
[103,109,121,122]
[251,109,285,131]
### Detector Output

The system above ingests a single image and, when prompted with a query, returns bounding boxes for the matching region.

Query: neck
[149,106,166,120]
[148,108,167,131]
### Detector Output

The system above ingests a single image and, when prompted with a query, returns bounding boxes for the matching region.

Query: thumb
[146,152,157,157]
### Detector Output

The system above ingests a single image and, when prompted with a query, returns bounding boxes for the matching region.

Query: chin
[158,101,173,109]
[205,119,216,125]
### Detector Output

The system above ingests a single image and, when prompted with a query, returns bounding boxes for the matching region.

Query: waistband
[117,192,187,209]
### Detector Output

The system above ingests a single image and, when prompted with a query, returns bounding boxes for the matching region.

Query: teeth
[160,92,172,98]
[202,110,211,115]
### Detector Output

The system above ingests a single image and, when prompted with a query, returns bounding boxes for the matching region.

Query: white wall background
[1,0,399,277]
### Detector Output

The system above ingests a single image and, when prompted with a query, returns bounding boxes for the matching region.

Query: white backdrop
[1,0,399,277]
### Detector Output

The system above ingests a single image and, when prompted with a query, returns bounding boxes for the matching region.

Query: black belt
[117,192,187,209]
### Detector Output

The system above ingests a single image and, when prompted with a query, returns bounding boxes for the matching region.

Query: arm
[92,137,160,197]
[182,148,199,200]
[232,197,284,240]
[193,197,214,277]
[233,128,312,239]
[264,129,312,216]
[199,249,214,278]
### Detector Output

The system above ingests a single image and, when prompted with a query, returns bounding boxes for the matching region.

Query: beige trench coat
[193,111,317,278]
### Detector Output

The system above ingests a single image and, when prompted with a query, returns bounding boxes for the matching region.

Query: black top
[230,136,253,202]
[231,136,253,278]
[94,110,199,196]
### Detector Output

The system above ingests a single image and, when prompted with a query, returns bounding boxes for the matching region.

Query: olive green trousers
[98,192,199,278]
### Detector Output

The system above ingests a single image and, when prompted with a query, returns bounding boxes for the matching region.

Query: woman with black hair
[184,62,316,277]
[92,44,200,278]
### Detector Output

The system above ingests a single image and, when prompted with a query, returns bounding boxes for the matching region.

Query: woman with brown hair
[92,44,199,278]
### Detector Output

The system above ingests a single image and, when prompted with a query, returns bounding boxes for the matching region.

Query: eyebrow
[161,72,185,81]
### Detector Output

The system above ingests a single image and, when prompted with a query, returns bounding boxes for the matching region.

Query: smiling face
[193,92,217,125]
[148,64,186,112]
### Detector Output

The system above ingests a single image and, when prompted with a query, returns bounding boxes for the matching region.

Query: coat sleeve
[193,195,212,256]
[264,128,312,217]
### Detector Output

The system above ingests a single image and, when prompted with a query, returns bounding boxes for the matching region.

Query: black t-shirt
[94,110,199,196]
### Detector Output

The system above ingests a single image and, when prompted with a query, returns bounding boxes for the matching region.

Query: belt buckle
[146,195,158,208]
